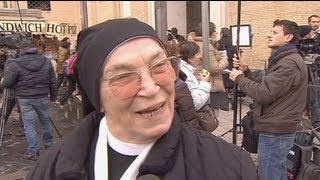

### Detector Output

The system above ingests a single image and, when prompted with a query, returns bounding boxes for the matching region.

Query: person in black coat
[218,27,237,90]
[167,27,186,43]
[218,27,238,109]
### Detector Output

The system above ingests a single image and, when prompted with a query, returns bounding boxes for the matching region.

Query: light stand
[219,90,246,141]
[218,1,253,144]
[218,1,243,144]
[231,1,242,144]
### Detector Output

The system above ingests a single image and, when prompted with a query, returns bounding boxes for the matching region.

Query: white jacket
[180,60,211,110]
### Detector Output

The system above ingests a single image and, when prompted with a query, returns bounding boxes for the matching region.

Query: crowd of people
[0,13,319,180]
[0,34,79,160]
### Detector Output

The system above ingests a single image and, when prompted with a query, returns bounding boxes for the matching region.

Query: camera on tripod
[0,31,33,59]
[296,36,320,86]
[0,31,32,48]
[284,25,320,180]
[296,38,320,55]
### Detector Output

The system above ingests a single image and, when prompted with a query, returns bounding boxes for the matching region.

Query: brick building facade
[228,1,319,69]
[0,1,318,68]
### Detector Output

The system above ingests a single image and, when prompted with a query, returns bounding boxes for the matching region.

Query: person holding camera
[229,19,308,180]
[306,15,320,40]
[301,15,320,131]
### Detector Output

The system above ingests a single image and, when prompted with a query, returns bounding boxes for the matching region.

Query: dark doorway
[186,1,210,34]
[186,1,201,34]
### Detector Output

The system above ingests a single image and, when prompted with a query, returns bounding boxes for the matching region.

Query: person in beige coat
[188,22,229,115]
[56,41,71,90]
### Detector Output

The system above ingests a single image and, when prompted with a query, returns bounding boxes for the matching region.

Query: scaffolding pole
[81,1,88,29]
[201,1,210,71]
[155,1,167,42]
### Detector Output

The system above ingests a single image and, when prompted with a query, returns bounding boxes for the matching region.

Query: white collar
[94,117,155,180]
[180,59,196,72]
[107,126,149,156]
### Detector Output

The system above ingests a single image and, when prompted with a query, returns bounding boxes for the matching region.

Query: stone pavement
[0,89,82,180]
[0,95,256,180]
[211,97,259,165]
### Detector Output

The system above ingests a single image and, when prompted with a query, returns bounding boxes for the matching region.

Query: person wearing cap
[1,40,57,161]
[27,18,257,180]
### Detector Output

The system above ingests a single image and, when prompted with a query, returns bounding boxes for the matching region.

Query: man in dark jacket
[167,27,186,43]
[1,40,57,161]
[218,27,237,89]
[26,18,258,180]
[230,19,308,180]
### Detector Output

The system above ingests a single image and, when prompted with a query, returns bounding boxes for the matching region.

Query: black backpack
[242,104,259,154]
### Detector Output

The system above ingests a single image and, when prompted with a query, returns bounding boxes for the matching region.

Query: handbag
[196,103,219,132]
[242,110,259,154]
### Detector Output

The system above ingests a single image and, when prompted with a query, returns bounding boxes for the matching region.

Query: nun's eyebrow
[104,51,166,74]
[106,64,137,73]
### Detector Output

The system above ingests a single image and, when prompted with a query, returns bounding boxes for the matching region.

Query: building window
[27,1,51,11]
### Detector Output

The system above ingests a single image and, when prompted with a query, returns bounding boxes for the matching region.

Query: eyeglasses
[102,56,177,99]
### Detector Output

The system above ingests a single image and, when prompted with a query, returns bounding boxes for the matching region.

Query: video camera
[0,31,32,49]
[0,31,33,59]
[296,38,320,56]
[297,38,320,78]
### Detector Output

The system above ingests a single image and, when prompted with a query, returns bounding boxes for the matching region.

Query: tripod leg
[49,117,62,139]
[0,115,5,148]
[0,89,10,148]
[219,128,233,137]
[238,98,243,133]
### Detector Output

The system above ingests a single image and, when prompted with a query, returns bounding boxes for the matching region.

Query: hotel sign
[0,20,78,35]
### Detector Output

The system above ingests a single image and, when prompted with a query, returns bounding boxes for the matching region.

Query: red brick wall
[228,1,319,69]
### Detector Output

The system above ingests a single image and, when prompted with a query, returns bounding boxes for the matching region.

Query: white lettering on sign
[0,20,78,35]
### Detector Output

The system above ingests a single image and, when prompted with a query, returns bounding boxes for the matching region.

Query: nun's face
[99,38,176,144]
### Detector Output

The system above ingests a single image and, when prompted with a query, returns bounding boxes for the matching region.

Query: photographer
[229,19,308,180]
[297,18,320,130]
[308,58,320,129]
[305,15,320,41]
